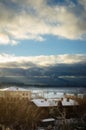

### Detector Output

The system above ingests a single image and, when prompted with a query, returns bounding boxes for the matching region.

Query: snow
[0,86,28,91]
[32,99,57,107]
[32,98,78,107]
[41,118,55,122]
[62,98,78,106]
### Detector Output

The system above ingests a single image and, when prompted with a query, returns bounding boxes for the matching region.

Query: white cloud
[0,0,86,45]
[0,34,10,45]
[0,53,86,68]
[11,40,19,45]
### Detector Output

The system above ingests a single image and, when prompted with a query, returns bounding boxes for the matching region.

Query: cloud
[79,0,86,10]
[0,34,10,45]
[0,53,86,68]
[0,0,86,45]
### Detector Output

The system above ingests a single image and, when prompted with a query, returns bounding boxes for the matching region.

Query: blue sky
[0,0,86,67]
[0,36,86,56]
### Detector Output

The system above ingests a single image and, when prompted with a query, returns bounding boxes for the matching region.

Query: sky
[0,0,86,68]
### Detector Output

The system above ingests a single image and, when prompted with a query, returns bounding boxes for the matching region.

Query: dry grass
[0,97,48,130]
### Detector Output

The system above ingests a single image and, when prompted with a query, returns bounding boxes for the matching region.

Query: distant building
[0,87,31,102]
[31,90,64,99]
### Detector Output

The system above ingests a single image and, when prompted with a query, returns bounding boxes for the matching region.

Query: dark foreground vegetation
[0,97,49,130]
[0,96,86,130]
